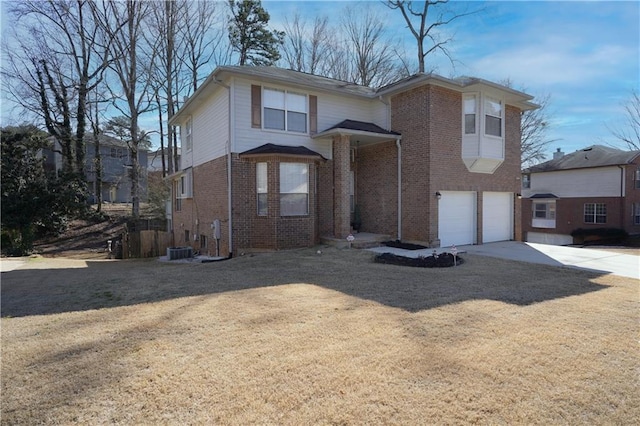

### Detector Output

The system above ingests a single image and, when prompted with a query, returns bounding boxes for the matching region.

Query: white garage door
[438,191,476,247]
[482,192,513,243]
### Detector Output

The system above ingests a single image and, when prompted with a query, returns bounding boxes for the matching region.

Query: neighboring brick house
[521,145,640,245]
[168,66,536,257]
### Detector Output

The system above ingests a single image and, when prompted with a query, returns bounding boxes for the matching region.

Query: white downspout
[215,79,233,257]
[396,138,402,241]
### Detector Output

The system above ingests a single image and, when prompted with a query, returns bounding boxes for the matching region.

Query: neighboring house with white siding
[168,65,536,257]
[521,146,640,245]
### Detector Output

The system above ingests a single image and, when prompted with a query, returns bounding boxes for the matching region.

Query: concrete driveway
[370,241,639,279]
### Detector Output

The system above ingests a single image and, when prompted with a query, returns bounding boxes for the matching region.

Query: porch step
[321,233,391,249]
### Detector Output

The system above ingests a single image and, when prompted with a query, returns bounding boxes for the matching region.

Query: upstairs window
[584,203,606,224]
[463,95,477,134]
[280,163,309,216]
[484,97,502,137]
[522,174,531,189]
[263,88,307,133]
[185,118,193,152]
[635,167,640,189]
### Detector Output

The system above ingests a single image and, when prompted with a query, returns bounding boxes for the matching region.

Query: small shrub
[570,228,628,245]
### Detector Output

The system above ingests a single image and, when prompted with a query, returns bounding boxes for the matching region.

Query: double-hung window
[280,163,309,216]
[584,203,606,224]
[635,167,640,189]
[484,97,502,137]
[263,88,307,133]
[534,202,555,220]
[257,162,268,216]
[185,118,193,152]
[464,95,477,134]
[634,203,640,225]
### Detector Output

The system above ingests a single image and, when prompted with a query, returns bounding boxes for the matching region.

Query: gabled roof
[239,143,325,160]
[526,145,640,173]
[170,66,538,126]
[218,66,375,98]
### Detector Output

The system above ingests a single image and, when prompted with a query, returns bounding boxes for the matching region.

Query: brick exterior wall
[355,140,399,236]
[172,153,322,255]
[390,84,522,246]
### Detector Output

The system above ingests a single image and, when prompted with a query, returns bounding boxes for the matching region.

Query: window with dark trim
[634,203,640,225]
[635,167,640,189]
[584,203,606,224]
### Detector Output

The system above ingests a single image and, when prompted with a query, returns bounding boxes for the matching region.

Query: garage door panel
[482,192,513,243]
[438,191,476,247]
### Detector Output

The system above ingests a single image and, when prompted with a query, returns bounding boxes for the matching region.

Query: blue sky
[265,0,640,158]
[1,1,637,161]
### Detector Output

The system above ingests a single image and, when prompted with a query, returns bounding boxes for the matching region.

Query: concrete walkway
[369,241,639,279]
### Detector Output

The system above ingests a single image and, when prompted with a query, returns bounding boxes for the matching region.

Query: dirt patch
[2,248,638,424]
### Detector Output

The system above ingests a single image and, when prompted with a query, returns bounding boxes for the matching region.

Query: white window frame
[532,200,556,229]
[257,162,268,216]
[279,163,309,216]
[263,87,308,134]
[484,96,503,138]
[463,94,477,135]
[522,174,531,189]
[178,168,193,199]
[584,203,606,224]
[185,117,193,152]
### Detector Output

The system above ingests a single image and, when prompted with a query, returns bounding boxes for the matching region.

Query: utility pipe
[214,78,233,258]
[396,138,402,241]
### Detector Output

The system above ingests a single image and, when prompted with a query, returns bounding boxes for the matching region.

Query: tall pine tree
[228,0,284,66]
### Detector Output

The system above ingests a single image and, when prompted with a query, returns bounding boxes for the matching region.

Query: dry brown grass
[2,247,638,424]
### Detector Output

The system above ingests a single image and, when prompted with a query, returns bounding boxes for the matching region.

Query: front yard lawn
[2,247,638,424]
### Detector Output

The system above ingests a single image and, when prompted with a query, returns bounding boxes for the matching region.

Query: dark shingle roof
[530,193,559,199]
[217,66,375,98]
[239,143,325,159]
[527,145,640,173]
[326,119,401,136]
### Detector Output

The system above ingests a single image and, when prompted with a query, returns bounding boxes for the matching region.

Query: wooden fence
[121,230,173,259]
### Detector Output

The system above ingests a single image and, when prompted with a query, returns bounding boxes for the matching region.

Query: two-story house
[521,145,640,245]
[45,135,149,204]
[168,66,536,257]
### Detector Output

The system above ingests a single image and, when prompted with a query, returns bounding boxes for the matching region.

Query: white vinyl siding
[233,79,385,160]
[522,167,623,198]
[180,87,229,169]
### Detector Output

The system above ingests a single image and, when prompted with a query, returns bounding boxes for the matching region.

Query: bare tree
[609,90,640,151]
[342,7,403,87]
[281,14,333,75]
[4,0,110,176]
[386,0,479,73]
[521,93,558,167]
[96,0,156,218]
